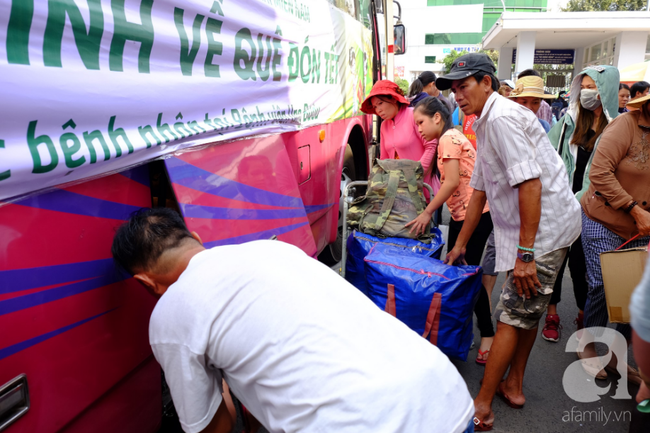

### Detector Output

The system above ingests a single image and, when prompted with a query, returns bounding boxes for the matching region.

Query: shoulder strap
[401,166,426,213]
[369,170,400,231]
[422,292,442,346]
[385,284,396,316]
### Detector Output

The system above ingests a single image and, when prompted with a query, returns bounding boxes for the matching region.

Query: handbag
[364,243,483,361]
[345,229,445,296]
[347,159,429,240]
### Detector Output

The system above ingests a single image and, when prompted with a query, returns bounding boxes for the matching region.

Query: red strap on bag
[615,234,641,251]
[423,293,442,346]
[385,284,396,316]
[384,285,442,346]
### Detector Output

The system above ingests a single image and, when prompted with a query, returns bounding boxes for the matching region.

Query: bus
[0,0,403,431]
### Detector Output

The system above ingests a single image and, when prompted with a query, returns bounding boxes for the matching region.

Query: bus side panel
[0,167,160,433]
[284,117,372,255]
[60,357,160,433]
[282,122,346,254]
[165,136,318,255]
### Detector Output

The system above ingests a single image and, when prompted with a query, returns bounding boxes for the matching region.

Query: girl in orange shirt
[406,96,495,365]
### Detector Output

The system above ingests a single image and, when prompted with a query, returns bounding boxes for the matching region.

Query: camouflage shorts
[493,248,568,330]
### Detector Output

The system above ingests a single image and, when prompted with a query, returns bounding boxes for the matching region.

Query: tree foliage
[395,77,409,95]
[440,49,500,74]
[562,0,646,11]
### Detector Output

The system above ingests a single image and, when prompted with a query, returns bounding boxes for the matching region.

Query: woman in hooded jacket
[544,66,620,344]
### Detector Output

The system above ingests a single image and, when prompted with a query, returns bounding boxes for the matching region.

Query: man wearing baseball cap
[440,53,581,431]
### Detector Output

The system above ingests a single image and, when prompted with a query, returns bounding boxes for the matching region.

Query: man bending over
[111,208,475,433]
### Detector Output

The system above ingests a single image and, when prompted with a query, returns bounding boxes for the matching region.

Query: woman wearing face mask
[361,80,439,192]
[406,96,495,365]
[545,66,620,346]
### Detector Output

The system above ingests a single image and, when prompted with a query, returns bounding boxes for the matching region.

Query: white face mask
[580,88,601,111]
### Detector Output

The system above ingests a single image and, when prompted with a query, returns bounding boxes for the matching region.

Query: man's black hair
[473,71,500,92]
[112,207,194,275]
[630,81,650,99]
[517,69,541,79]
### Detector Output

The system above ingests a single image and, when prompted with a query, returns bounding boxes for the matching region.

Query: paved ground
[434,207,644,433]
[455,269,641,433]
[160,212,649,432]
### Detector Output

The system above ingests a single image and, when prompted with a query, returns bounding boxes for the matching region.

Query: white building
[483,11,650,80]
[396,5,650,87]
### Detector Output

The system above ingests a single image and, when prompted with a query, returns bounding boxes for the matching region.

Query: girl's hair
[408,79,423,97]
[498,85,510,96]
[572,76,607,151]
[414,96,453,134]
[408,72,436,97]
[619,83,630,91]
[414,96,453,178]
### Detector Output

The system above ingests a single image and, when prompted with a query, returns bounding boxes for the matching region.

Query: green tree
[439,49,499,74]
[562,0,646,11]
[395,77,409,95]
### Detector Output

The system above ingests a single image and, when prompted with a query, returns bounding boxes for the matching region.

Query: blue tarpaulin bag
[364,243,482,361]
[345,229,444,296]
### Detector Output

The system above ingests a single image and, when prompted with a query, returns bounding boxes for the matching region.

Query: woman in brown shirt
[579,94,650,381]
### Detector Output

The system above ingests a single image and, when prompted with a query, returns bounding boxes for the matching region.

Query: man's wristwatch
[517,250,535,263]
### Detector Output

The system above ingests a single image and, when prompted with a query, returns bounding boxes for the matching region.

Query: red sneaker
[542,314,562,342]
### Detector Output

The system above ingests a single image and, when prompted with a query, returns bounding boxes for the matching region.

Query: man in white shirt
[111,207,475,433]
[436,54,581,431]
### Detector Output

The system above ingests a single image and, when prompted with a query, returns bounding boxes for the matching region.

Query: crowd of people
[110,54,650,433]
[359,54,650,430]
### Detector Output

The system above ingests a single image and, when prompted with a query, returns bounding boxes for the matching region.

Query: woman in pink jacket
[361,80,439,193]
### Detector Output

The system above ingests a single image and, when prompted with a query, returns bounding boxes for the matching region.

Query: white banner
[0,0,373,201]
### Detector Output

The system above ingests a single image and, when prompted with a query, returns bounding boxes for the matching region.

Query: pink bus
[0,0,402,431]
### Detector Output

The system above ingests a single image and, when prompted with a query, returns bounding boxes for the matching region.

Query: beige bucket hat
[509,76,556,99]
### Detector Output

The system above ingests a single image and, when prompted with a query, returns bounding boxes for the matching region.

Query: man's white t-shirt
[149,240,473,433]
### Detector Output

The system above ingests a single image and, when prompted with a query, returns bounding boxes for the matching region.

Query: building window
[425,56,437,63]
[427,0,546,5]
[424,33,482,45]
[585,37,617,68]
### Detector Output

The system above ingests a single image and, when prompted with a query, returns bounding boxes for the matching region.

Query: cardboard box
[600,247,648,324]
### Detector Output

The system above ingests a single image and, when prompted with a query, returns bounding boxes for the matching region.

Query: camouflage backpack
[347,159,430,240]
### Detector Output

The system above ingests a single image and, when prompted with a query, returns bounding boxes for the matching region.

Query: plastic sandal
[496,381,524,409]
[473,416,494,431]
[475,349,489,366]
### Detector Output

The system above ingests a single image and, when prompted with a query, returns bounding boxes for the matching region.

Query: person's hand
[631,206,650,236]
[405,211,433,235]
[444,245,467,266]
[513,258,541,299]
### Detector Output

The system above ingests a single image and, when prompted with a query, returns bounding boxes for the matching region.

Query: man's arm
[444,190,487,265]
[200,380,261,433]
[513,178,542,298]
[199,399,234,433]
